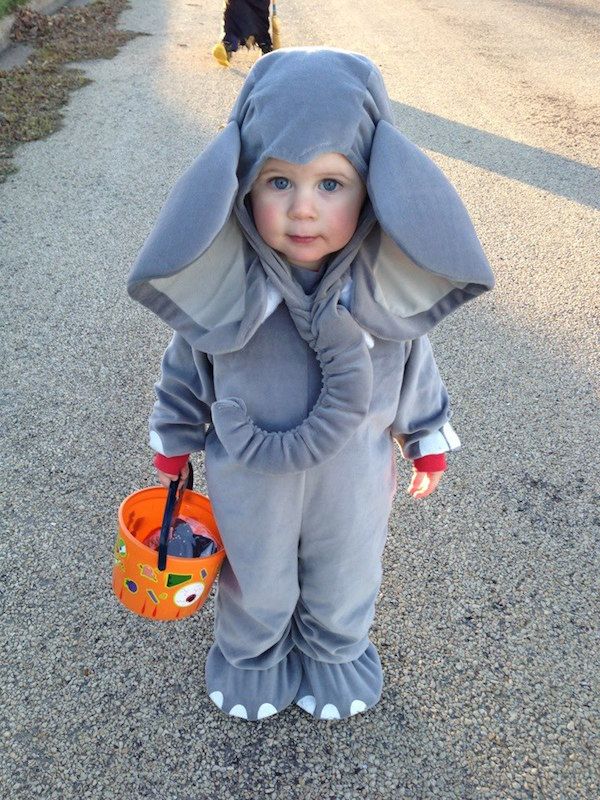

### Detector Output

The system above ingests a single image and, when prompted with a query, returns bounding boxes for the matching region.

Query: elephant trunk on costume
[212,303,373,473]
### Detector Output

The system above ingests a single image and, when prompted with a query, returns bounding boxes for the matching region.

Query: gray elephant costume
[128,48,494,720]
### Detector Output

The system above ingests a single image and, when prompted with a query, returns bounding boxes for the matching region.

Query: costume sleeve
[149,332,215,457]
[392,335,460,461]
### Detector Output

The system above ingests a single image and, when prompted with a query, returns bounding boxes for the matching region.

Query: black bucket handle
[157,462,194,572]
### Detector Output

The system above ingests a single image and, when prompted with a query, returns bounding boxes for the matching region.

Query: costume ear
[128,122,256,348]
[360,120,494,338]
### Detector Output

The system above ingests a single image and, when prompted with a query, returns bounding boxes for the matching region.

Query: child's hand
[156,461,190,489]
[407,469,443,500]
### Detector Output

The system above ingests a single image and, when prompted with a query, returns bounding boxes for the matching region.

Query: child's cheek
[252,199,281,245]
[328,204,361,247]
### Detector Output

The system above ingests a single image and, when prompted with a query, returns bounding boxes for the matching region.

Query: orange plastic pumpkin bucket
[113,483,225,621]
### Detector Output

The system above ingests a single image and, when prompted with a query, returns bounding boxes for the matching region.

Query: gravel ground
[1,1,598,798]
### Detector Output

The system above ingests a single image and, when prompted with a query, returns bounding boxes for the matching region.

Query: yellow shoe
[212,42,230,67]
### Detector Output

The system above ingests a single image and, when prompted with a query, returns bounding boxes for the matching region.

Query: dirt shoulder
[0,0,143,182]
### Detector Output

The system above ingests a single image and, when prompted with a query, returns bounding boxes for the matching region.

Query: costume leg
[206,645,301,720]
[293,431,396,719]
[295,644,382,719]
[204,432,304,719]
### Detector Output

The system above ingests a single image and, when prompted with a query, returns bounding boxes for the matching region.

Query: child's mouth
[289,235,317,244]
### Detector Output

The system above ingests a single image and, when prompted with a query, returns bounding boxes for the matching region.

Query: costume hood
[128,48,494,473]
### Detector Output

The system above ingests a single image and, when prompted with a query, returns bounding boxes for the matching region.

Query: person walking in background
[213,0,272,66]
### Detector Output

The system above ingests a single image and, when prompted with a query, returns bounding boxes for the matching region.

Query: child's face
[250,153,367,270]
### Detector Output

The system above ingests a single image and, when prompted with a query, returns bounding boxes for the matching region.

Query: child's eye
[270,177,290,190]
[320,179,340,192]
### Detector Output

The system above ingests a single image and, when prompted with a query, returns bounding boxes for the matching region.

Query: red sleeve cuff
[153,452,190,475]
[413,453,447,472]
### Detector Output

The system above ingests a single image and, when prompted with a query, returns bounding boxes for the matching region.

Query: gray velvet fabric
[129,48,494,720]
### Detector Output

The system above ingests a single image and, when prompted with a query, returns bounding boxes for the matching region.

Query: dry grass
[0,1,28,19]
[0,0,144,181]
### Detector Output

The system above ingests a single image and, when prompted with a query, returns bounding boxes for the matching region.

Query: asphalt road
[1,1,598,798]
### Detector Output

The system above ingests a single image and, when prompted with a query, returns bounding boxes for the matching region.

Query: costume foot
[294,643,382,720]
[212,42,230,67]
[206,644,302,721]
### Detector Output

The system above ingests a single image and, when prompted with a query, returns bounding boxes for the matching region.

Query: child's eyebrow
[314,171,354,180]
[258,168,288,177]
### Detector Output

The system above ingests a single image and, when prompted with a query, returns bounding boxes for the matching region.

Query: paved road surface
[1,1,598,797]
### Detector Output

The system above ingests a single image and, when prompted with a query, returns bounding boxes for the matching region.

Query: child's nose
[288,189,317,219]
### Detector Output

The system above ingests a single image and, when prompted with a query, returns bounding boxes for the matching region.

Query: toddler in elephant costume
[128,48,494,721]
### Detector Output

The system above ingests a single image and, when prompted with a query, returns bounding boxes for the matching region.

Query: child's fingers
[157,463,190,489]
[178,464,192,493]
[407,469,425,496]
[157,469,179,488]
[413,472,441,499]
[407,470,444,499]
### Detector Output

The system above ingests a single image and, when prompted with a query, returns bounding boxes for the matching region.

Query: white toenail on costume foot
[320,703,340,720]
[209,691,223,709]
[350,699,367,715]
[296,695,316,714]
[257,703,277,719]
[229,704,248,719]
